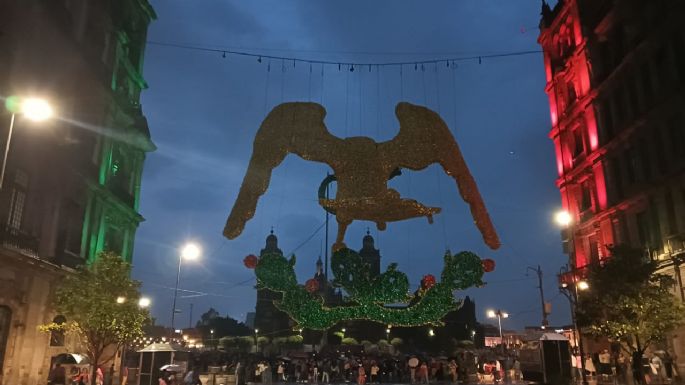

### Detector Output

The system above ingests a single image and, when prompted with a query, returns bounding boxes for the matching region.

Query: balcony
[0,225,39,258]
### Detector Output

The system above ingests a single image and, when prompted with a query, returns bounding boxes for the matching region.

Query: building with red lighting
[539,0,685,357]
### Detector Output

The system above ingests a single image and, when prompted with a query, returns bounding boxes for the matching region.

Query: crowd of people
[573,348,680,384]
[178,350,523,385]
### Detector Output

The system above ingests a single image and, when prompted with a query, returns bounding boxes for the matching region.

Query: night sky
[134,0,570,332]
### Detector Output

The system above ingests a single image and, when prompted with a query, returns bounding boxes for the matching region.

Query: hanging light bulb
[222,51,226,58]
[257,56,262,63]
[350,65,354,72]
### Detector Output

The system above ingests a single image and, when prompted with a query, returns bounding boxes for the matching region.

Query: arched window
[0,306,11,372]
[50,315,66,347]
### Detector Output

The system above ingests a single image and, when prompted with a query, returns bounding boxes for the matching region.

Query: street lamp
[138,297,151,308]
[1,97,54,189]
[171,242,201,333]
[487,309,509,348]
[559,267,590,385]
[554,210,572,227]
[116,296,126,304]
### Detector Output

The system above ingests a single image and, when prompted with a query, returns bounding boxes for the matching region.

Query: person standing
[584,354,596,377]
[358,365,366,385]
[448,360,458,383]
[321,361,330,384]
[277,362,285,382]
[370,362,379,383]
[599,349,611,379]
[419,362,429,385]
[408,357,419,384]
[312,362,319,384]
[263,362,273,385]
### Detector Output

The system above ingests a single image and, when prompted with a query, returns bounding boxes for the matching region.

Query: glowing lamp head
[386,328,391,334]
[138,297,151,308]
[116,296,126,304]
[577,281,589,291]
[341,328,346,333]
[555,210,572,227]
[487,310,496,318]
[428,329,435,337]
[255,329,259,334]
[561,282,568,288]
[21,98,53,122]
[181,243,201,260]
[502,312,509,318]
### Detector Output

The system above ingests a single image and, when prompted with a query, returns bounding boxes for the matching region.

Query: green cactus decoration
[251,248,486,330]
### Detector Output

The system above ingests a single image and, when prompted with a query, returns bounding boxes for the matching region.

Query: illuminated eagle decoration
[224,102,500,251]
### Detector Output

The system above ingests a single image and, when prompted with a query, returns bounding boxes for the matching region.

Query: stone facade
[0,0,155,384]
[539,0,685,367]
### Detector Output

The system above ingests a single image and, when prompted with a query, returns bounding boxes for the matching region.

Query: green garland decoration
[253,248,485,330]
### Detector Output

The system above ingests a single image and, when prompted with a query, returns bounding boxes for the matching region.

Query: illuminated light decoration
[244,254,259,269]
[421,274,436,289]
[305,278,320,293]
[250,248,485,330]
[224,102,500,251]
[481,258,496,273]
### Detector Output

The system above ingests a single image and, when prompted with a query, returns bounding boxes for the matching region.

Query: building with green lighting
[0,1,155,384]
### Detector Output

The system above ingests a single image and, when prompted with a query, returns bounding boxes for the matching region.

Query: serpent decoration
[248,248,487,330]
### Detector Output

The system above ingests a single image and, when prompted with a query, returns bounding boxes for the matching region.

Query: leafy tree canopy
[40,252,149,385]
[576,245,685,352]
[196,308,252,338]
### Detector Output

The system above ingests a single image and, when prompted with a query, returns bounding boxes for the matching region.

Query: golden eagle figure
[224,102,500,251]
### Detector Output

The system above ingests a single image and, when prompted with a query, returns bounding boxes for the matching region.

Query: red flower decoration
[243,254,259,269]
[481,258,496,273]
[305,279,320,293]
[422,274,436,289]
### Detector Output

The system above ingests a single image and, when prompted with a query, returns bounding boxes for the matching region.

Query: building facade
[539,0,685,361]
[0,1,155,384]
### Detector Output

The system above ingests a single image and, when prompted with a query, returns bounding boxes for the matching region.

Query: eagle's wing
[379,102,500,249]
[224,102,344,239]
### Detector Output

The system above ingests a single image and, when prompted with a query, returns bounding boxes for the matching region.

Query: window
[7,170,29,231]
[105,225,124,256]
[588,235,600,264]
[636,210,650,247]
[573,127,585,158]
[669,116,685,161]
[581,181,593,212]
[0,306,10,372]
[640,62,654,108]
[665,191,678,235]
[50,315,66,346]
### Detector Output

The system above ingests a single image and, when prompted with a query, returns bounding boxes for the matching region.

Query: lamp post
[559,269,589,385]
[487,309,509,348]
[1,97,53,189]
[171,243,201,334]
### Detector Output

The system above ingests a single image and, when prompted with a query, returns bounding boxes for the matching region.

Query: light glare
[554,210,572,227]
[21,98,53,121]
[181,243,201,260]
[138,297,151,308]
[578,281,589,290]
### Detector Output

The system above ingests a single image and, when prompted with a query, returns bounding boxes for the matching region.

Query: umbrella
[160,364,182,372]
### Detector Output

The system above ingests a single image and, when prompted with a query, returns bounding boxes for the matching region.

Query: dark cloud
[137,0,567,330]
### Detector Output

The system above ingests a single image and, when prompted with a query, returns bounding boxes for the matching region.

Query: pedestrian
[599,349,611,380]
[448,360,458,383]
[632,351,644,385]
[49,363,67,385]
[584,354,596,377]
[312,362,319,384]
[370,362,379,383]
[358,365,367,385]
[322,361,330,384]
[96,367,104,385]
[664,351,675,380]
[408,356,419,384]
[419,361,429,385]
[277,362,285,382]
[159,370,170,385]
[263,362,273,385]
[513,357,521,381]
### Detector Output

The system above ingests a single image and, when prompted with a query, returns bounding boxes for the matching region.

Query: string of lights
[147,40,542,69]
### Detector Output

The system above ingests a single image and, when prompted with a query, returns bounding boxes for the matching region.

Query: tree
[576,245,685,353]
[40,252,149,385]
[195,308,252,341]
